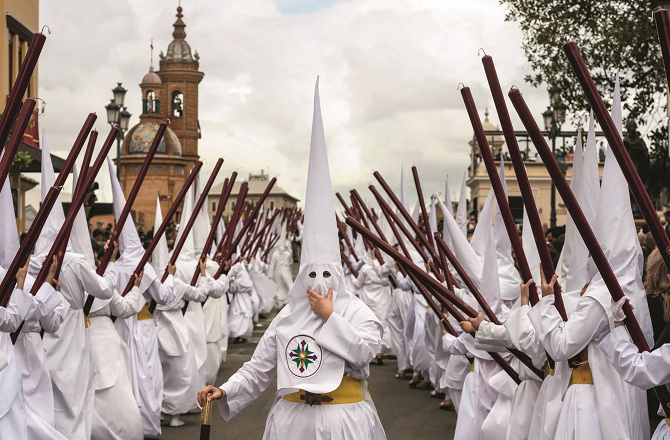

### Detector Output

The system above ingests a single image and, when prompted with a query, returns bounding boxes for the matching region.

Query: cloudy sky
[35,0,552,209]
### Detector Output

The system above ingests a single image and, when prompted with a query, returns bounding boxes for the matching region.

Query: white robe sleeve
[181,277,209,302]
[80,260,117,300]
[528,294,609,361]
[0,287,32,331]
[32,283,67,333]
[505,304,547,367]
[147,275,176,305]
[352,267,368,290]
[206,274,228,299]
[217,320,278,420]
[599,326,670,390]
[442,332,469,355]
[0,351,6,372]
[109,286,145,319]
[476,321,512,347]
[315,312,382,370]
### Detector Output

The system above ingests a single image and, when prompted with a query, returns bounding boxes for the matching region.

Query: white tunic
[268,247,293,308]
[529,293,650,440]
[228,263,255,339]
[89,288,144,440]
[0,285,33,440]
[41,255,117,440]
[15,282,68,440]
[600,326,670,440]
[352,261,392,353]
[154,276,208,415]
[203,261,229,385]
[386,273,413,372]
[217,309,386,439]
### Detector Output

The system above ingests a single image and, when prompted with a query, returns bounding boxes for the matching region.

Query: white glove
[228,263,242,279]
[612,296,633,323]
[354,259,365,271]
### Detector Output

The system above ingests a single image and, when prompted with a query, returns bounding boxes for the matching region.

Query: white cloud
[33,0,551,211]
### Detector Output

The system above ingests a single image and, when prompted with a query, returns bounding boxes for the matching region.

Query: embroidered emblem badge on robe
[286,335,322,378]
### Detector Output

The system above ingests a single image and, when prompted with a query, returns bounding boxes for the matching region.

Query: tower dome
[141,66,162,86]
[125,121,182,156]
[162,6,195,63]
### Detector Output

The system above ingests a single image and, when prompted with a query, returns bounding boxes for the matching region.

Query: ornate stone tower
[120,5,203,227]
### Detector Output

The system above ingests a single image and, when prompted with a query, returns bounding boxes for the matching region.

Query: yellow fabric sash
[283,376,364,405]
[137,304,153,321]
[84,315,90,329]
[665,418,669,427]
[543,361,555,377]
[469,360,475,373]
[569,350,593,385]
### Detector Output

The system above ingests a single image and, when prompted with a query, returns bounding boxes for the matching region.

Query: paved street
[158,314,457,439]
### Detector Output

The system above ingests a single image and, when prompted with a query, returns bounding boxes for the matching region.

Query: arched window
[270,201,275,210]
[145,90,157,113]
[171,91,183,117]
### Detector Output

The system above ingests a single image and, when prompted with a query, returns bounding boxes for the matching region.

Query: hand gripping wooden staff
[83,121,168,316]
[508,87,670,408]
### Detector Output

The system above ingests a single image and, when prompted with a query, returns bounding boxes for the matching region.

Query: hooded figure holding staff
[198,79,386,439]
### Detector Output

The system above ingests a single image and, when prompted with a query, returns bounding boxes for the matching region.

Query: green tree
[501,0,670,195]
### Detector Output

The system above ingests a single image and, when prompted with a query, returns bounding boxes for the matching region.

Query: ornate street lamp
[106,83,131,179]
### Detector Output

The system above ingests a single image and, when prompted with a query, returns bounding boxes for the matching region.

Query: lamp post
[105,82,131,179]
[542,90,567,229]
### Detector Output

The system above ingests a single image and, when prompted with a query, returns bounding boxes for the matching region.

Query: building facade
[207,170,299,223]
[467,110,604,228]
[119,6,203,227]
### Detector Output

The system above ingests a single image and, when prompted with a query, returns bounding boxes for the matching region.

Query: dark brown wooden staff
[118,161,202,299]
[261,234,281,263]
[219,178,277,264]
[11,124,117,342]
[0,32,45,150]
[0,100,37,189]
[563,42,670,279]
[0,186,63,307]
[214,182,248,266]
[351,213,526,383]
[159,158,223,286]
[374,171,442,266]
[341,251,358,278]
[83,121,167,316]
[0,112,97,306]
[53,130,98,279]
[509,85,670,407]
[336,216,359,261]
[189,171,235,286]
[366,187,541,378]
[244,210,280,261]
[479,57,556,312]
[411,166,433,243]
[200,392,213,440]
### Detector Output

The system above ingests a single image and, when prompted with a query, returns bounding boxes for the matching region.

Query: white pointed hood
[565,112,599,299]
[31,133,73,274]
[455,170,468,237]
[443,192,484,292]
[521,205,541,285]
[173,185,197,264]
[274,79,378,396]
[444,174,454,216]
[493,159,522,302]
[0,154,19,268]
[107,157,157,296]
[151,197,169,274]
[70,165,95,264]
[192,180,211,255]
[588,74,653,344]
[429,194,438,250]
[400,164,409,210]
[556,129,585,283]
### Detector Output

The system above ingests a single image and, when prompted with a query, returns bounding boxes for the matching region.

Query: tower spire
[150,38,154,71]
[172,5,186,41]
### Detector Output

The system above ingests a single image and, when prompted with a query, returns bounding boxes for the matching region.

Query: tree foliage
[501,0,670,195]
